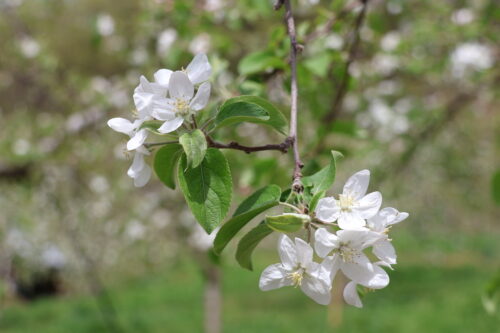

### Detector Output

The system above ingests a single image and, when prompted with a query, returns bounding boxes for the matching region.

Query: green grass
[0,254,498,333]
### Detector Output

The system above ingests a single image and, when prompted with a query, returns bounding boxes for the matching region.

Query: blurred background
[0,0,499,332]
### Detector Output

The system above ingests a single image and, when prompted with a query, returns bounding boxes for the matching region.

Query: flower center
[339,194,355,212]
[338,242,360,263]
[174,98,190,116]
[287,267,305,287]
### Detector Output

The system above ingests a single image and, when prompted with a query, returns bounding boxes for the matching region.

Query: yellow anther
[287,268,305,287]
[339,194,355,212]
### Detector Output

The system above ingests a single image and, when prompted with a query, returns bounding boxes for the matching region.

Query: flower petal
[343,281,363,308]
[341,253,375,286]
[368,264,390,289]
[343,169,370,199]
[337,212,366,230]
[373,240,397,265]
[388,211,409,226]
[259,264,290,291]
[294,238,313,267]
[128,152,146,178]
[127,128,148,151]
[186,53,211,84]
[314,228,339,258]
[300,275,331,305]
[356,191,382,219]
[133,163,151,187]
[278,235,297,270]
[337,229,382,250]
[154,69,172,87]
[158,117,184,134]
[107,117,135,135]
[315,197,340,223]
[189,82,211,111]
[168,71,194,100]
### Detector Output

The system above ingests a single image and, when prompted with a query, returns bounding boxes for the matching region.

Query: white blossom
[96,13,115,36]
[315,170,382,230]
[450,42,493,78]
[315,228,389,289]
[153,54,211,134]
[259,235,333,305]
[367,207,409,266]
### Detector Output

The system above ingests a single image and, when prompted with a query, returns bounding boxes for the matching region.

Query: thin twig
[206,136,293,154]
[278,0,304,192]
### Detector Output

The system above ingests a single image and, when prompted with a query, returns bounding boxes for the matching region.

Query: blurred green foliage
[0,0,498,331]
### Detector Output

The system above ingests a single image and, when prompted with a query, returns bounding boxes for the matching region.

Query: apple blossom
[315,170,382,230]
[315,228,389,289]
[259,235,333,305]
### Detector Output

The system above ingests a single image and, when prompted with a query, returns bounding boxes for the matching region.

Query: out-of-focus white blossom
[380,31,401,52]
[18,37,40,58]
[96,13,115,36]
[41,245,66,269]
[157,29,177,56]
[189,224,218,251]
[451,8,475,25]
[12,138,30,156]
[324,33,344,50]
[189,33,211,55]
[450,42,493,78]
[372,54,399,75]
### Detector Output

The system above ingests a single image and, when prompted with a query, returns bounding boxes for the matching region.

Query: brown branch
[323,0,369,124]
[278,0,304,192]
[207,136,293,154]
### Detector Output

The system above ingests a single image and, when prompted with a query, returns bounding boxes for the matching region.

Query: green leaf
[309,190,325,212]
[179,129,207,168]
[236,223,274,271]
[178,149,232,234]
[238,50,285,76]
[214,101,269,129]
[302,150,343,193]
[265,213,307,233]
[153,144,183,189]
[139,120,165,135]
[213,185,281,255]
[216,96,288,135]
[492,170,500,205]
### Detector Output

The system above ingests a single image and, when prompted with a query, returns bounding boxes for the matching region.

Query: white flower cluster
[107,54,212,187]
[259,170,408,306]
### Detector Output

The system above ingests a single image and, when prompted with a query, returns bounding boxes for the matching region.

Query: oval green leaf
[178,149,232,234]
[265,213,308,233]
[213,184,281,255]
[236,223,274,271]
[179,129,207,168]
[154,143,183,189]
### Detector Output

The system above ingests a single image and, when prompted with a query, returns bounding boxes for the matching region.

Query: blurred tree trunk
[203,264,222,333]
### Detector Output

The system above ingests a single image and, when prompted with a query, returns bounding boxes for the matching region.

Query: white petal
[127,152,146,178]
[319,255,340,283]
[343,169,370,199]
[356,192,382,219]
[186,53,211,84]
[388,211,409,225]
[152,98,177,120]
[107,118,135,135]
[168,71,194,100]
[337,212,366,230]
[343,281,363,308]
[341,254,376,287]
[259,264,290,291]
[154,69,172,87]
[373,240,397,265]
[278,235,297,270]
[315,197,340,222]
[300,275,331,305]
[314,228,339,258]
[368,265,390,289]
[133,90,155,116]
[158,117,184,134]
[189,82,211,111]
[133,163,151,187]
[337,229,382,250]
[127,129,148,151]
[294,238,313,267]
